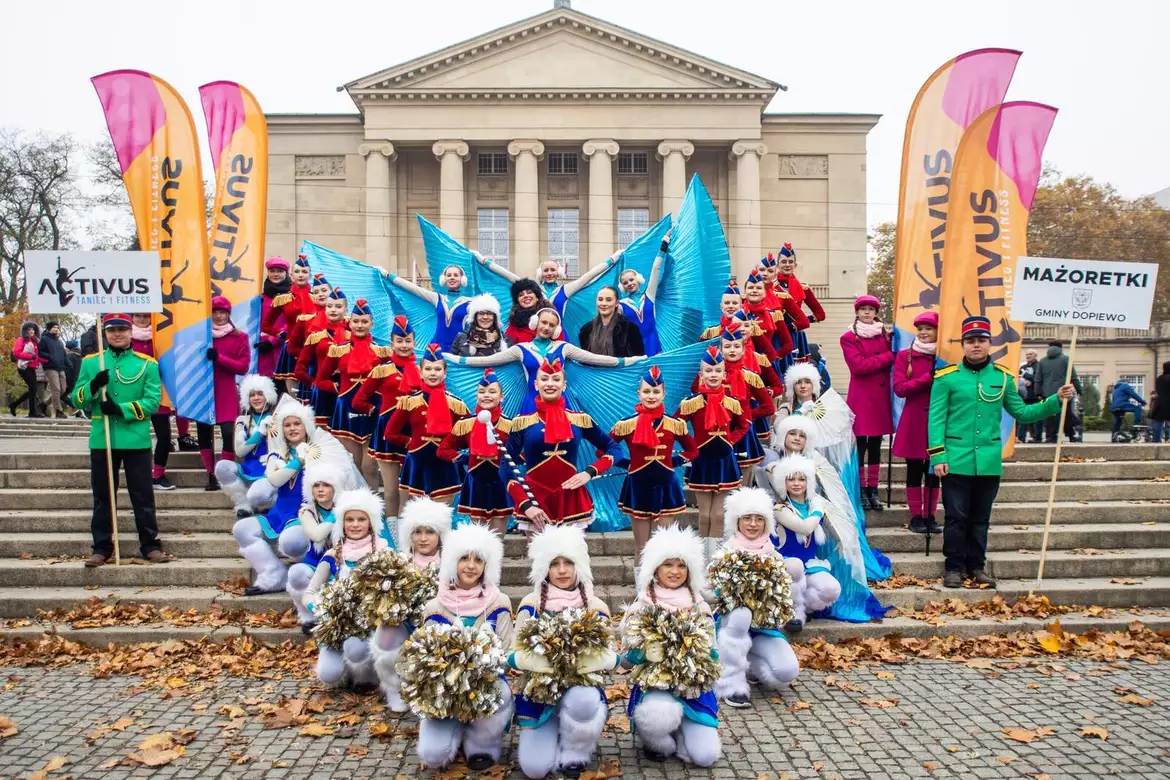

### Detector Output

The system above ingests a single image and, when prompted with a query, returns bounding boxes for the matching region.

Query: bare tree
[84,139,138,251]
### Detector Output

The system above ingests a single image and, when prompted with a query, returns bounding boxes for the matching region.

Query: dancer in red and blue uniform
[321,297,381,485]
[296,285,348,428]
[775,243,825,362]
[717,322,773,485]
[759,253,810,371]
[263,254,315,393]
[287,273,333,402]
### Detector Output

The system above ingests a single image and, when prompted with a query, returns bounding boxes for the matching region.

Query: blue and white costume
[384,265,472,353]
[618,247,665,357]
[479,254,617,326]
[215,375,278,518]
[286,462,347,625]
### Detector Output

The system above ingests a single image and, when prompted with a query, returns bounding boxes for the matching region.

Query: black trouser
[12,367,38,415]
[90,448,160,557]
[856,435,882,469]
[196,422,235,456]
[905,458,940,490]
[1044,407,1078,443]
[1016,398,1043,442]
[941,473,1000,574]
[150,414,172,469]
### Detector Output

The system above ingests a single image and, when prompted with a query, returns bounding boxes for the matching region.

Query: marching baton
[479,410,540,512]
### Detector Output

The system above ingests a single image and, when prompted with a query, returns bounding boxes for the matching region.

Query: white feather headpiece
[772,414,820,454]
[636,524,706,594]
[439,523,503,588]
[398,497,453,554]
[771,454,818,498]
[526,524,593,589]
[722,487,778,541]
[272,393,316,440]
[329,487,386,544]
[784,363,823,406]
[238,375,278,411]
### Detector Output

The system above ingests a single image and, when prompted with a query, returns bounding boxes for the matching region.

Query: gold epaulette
[754,351,769,365]
[723,395,743,415]
[994,363,1015,376]
[661,416,688,436]
[451,417,475,437]
[934,364,959,378]
[678,394,704,416]
[510,413,539,432]
[699,325,720,341]
[566,411,593,428]
[368,363,398,379]
[447,395,470,416]
[777,290,793,299]
[771,311,783,323]
[305,330,328,346]
[327,343,351,358]
[801,283,812,291]
[397,393,424,412]
[610,416,637,437]
[496,416,512,435]
[296,313,316,322]
[373,345,393,359]
[744,370,764,389]
[271,293,293,308]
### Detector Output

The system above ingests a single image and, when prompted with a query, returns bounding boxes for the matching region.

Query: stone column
[657,140,694,219]
[432,140,469,245]
[359,142,396,271]
[582,139,619,266]
[507,139,545,279]
[730,140,767,283]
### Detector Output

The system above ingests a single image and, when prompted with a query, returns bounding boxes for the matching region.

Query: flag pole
[97,335,121,565]
[1030,325,1078,595]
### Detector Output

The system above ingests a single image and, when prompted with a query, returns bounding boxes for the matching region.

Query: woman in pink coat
[892,311,940,535]
[257,256,291,379]
[202,296,253,491]
[840,294,894,511]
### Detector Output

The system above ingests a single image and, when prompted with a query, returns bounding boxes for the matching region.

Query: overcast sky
[4,0,1167,228]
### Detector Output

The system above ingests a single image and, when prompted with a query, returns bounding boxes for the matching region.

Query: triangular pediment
[344,7,779,103]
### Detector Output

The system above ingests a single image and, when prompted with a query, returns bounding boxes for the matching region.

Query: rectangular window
[617,208,650,250]
[1119,374,1146,401]
[477,152,508,176]
[547,152,578,176]
[547,208,580,278]
[477,209,509,269]
[617,151,648,175]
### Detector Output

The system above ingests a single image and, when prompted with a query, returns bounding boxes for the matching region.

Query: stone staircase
[0,443,1167,645]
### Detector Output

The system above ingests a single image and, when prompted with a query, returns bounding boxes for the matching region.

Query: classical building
[264,1,878,380]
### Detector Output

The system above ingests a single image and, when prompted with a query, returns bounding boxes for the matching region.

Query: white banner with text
[24,251,163,314]
[1010,256,1159,330]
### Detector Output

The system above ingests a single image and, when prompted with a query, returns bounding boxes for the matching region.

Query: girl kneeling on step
[216,375,278,519]
[286,463,346,631]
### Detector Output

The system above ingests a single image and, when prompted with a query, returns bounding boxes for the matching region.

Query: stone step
[887,548,1170,580]
[868,523,1170,553]
[889,443,1169,463]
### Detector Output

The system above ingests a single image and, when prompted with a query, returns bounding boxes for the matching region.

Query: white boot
[555,686,607,771]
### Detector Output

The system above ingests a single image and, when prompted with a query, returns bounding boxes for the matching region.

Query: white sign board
[24,251,163,314]
[1010,256,1160,331]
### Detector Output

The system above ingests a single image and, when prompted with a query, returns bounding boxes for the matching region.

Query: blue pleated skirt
[685,438,741,493]
[618,464,686,520]
[401,441,463,499]
[456,461,512,521]
[274,344,297,380]
[368,410,407,463]
[310,387,337,429]
[329,385,375,443]
[735,426,765,467]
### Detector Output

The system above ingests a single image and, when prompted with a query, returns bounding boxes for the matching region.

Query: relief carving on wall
[777,155,829,179]
[547,175,579,200]
[476,177,509,201]
[618,175,649,199]
[295,155,346,178]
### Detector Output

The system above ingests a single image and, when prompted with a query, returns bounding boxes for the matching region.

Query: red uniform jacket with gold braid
[318,334,384,396]
[674,391,750,447]
[437,412,513,470]
[777,273,826,323]
[385,391,470,451]
[287,304,324,361]
[609,413,698,473]
[689,367,774,421]
[700,315,782,366]
[765,284,812,331]
[351,353,415,416]
[294,321,348,392]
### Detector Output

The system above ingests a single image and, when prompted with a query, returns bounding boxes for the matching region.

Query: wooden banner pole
[1030,325,1078,595]
[97,343,121,565]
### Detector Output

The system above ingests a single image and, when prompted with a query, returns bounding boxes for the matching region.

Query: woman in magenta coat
[892,311,940,535]
[257,256,291,379]
[201,296,253,491]
[840,294,894,511]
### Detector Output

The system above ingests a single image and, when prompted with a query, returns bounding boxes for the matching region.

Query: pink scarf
[853,320,884,339]
[438,580,502,617]
[911,337,938,356]
[211,321,235,339]
[729,531,775,555]
[340,535,375,563]
[412,551,440,570]
[634,583,696,612]
[542,582,592,613]
[132,325,152,342]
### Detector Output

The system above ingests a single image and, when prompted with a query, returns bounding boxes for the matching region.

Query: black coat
[37,332,67,371]
[578,316,645,359]
[1151,372,1170,422]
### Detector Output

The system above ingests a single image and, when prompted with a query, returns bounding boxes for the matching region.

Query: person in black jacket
[38,322,68,418]
[1150,362,1170,444]
[578,286,645,358]
[80,323,105,357]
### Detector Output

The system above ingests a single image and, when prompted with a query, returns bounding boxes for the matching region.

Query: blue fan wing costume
[660,175,732,352]
[298,240,397,344]
[416,214,515,328]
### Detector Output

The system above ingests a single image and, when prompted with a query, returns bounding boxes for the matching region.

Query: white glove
[515,650,553,673]
[577,649,618,675]
[295,442,309,461]
[259,418,272,436]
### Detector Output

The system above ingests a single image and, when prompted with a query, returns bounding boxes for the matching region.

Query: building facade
[264,3,878,381]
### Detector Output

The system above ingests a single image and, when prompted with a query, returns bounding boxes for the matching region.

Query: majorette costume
[214,375,278,519]
[370,496,452,712]
[840,294,895,509]
[622,525,721,768]
[677,347,749,493]
[306,487,389,690]
[717,322,774,465]
[257,256,292,378]
[713,487,801,706]
[287,272,331,400]
[263,254,316,382]
[234,394,353,595]
[733,310,784,397]
[760,253,810,371]
[436,369,513,522]
[416,523,514,770]
[387,344,471,499]
[321,298,381,444]
[353,315,420,465]
[479,253,617,324]
[774,243,825,360]
[504,358,621,530]
[286,462,347,625]
[740,269,795,374]
[510,526,618,779]
[617,240,666,356]
[892,311,942,534]
[610,366,696,522]
[295,285,349,429]
[384,266,471,353]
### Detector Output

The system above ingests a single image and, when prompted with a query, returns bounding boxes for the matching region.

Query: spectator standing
[1151,363,1170,444]
[450,295,508,357]
[64,340,82,413]
[1110,379,1146,441]
[80,323,102,357]
[578,286,645,359]
[840,295,895,511]
[1033,341,1083,443]
[1016,350,1042,443]
[10,322,45,417]
[892,312,941,535]
[38,321,68,419]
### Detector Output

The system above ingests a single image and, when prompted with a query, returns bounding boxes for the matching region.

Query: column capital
[359,142,397,162]
[656,140,694,161]
[582,139,620,158]
[507,139,545,160]
[432,140,469,161]
[729,140,767,160]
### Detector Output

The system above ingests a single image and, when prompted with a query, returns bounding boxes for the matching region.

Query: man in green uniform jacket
[71,314,176,568]
[929,316,1073,589]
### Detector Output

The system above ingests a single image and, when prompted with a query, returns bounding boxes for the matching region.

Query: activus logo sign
[24,251,163,314]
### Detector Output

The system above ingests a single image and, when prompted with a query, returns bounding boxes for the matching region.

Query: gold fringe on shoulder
[327,343,351,358]
[722,395,743,415]
[609,417,637,437]
[510,413,539,432]
[678,395,705,416]
[661,416,689,436]
[450,417,475,437]
[566,411,593,428]
[305,330,327,346]
[368,363,398,379]
[296,313,317,322]
[744,371,764,389]
[397,394,424,412]
[699,325,720,341]
[271,293,293,308]
[373,345,393,359]
[447,396,470,416]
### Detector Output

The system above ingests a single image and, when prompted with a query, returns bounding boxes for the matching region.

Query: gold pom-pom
[349,550,438,627]
[311,576,369,650]
[516,608,613,705]
[621,605,721,699]
[707,549,795,629]
[395,623,507,722]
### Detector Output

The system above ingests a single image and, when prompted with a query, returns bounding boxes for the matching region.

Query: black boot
[924,515,943,535]
[866,486,884,511]
[178,435,199,452]
[642,748,669,763]
[205,472,220,492]
[466,754,494,771]
[561,763,586,780]
[908,515,928,534]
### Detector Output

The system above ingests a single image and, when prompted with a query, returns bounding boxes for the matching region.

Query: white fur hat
[636,524,706,595]
[238,374,278,412]
[301,461,348,504]
[771,454,817,498]
[527,524,593,589]
[773,413,820,454]
[272,393,316,439]
[722,486,777,541]
[398,497,453,554]
[527,307,562,339]
[439,523,503,588]
[330,487,386,545]
[784,363,822,405]
[462,293,501,327]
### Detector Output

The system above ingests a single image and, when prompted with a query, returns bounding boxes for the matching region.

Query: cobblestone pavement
[0,659,1167,779]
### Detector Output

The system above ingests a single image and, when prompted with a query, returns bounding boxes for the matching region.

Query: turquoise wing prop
[661,174,732,352]
[299,240,397,343]
[564,340,714,532]
[561,215,672,347]
[416,214,514,327]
